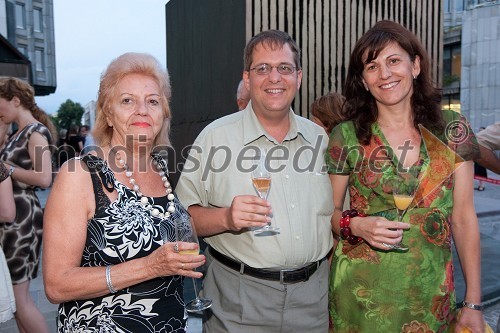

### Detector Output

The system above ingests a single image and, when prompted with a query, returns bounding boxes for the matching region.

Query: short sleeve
[175,136,210,209]
[476,123,500,151]
[325,122,359,175]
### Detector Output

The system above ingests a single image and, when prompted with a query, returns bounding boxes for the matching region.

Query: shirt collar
[242,101,312,146]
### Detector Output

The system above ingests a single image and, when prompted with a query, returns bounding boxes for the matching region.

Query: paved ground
[1,176,499,332]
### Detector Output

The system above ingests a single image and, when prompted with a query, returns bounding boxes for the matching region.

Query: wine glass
[174,215,212,312]
[251,149,280,236]
[385,169,419,251]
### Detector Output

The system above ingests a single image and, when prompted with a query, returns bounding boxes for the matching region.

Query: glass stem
[191,277,200,302]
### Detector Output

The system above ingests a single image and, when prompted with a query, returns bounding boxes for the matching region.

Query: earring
[413,75,417,80]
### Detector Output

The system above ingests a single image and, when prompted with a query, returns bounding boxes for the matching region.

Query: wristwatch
[7,166,15,177]
[462,301,483,311]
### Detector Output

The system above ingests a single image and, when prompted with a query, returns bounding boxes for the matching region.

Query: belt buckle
[279,268,298,284]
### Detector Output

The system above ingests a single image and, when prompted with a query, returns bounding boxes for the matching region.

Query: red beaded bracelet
[340,209,366,245]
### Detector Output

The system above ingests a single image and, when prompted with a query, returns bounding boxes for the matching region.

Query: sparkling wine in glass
[386,169,419,251]
[174,216,212,312]
[251,150,280,236]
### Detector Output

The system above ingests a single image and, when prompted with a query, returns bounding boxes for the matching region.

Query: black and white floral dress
[57,154,189,333]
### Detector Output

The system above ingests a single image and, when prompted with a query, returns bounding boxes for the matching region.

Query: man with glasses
[176,30,333,332]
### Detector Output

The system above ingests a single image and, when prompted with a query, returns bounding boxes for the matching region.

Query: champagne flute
[251,149,280,236]
[385,169,419,251]
[174,215,212,312]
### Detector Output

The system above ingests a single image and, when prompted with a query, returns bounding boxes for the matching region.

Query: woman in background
[0,76,56,332]
[310,92,346,134]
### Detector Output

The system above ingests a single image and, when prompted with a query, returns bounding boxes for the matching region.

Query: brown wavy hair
[93,52,172,150]
[0,76,57,146]
[310,92,346,134]
[343,20,444,145]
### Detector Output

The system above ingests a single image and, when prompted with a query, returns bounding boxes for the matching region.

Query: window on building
[34,8,43,32]
[15,3,26,29]
[443,43,461,86]
[454,0,464,11]
[35,48,44,72]
[17,45,27,56]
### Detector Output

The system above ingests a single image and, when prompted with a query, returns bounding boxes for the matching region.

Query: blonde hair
[93,52,172,149]
[0,76,57,146]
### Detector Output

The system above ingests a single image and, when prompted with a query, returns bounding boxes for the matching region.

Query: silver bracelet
[462,301,483,311]
[105,265,117,294]
[7,166,14,177]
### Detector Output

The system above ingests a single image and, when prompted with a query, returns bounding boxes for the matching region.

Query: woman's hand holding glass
[145,228,205,279]
[346,215,409,250]
[175,216,212,312]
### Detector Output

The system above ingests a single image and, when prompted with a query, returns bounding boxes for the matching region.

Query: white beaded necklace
[115,152,176,219]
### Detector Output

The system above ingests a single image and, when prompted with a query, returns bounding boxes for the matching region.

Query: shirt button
[285,174,289,179]
[291,204,295,209]
[295,236,300,240]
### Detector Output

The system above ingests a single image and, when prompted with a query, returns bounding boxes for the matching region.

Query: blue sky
[36,0,168,114]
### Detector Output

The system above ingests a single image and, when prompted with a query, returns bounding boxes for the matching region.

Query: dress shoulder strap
[80,155,114,214]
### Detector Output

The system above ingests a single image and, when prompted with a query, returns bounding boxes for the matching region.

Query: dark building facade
[165,0,442,181]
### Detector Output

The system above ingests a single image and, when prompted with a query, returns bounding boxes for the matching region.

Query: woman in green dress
[327,20,484,332]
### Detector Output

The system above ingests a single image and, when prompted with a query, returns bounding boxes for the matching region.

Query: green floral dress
[326,110,479,333]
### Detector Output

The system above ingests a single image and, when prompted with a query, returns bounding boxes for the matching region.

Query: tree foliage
[52,99,85,130]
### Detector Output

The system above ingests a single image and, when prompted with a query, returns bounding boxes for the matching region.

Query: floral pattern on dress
[326,110,479,332]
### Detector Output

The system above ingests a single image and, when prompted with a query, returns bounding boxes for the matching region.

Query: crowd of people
[0,19,499,333]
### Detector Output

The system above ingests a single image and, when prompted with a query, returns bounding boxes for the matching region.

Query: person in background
[0,160,16,324]
[310,92,346,134]
[78,124,90,145]
[0,76,56,333]
[475,122,500,175]
[54,128,69,171]
[326,20,484,332]
[81,125,97,155]
[43,52,205,332]
[310,92,349,250]
[236,78,250,110]
[65,124,84,158]
[474,127,488,191]
[176,30,333,332]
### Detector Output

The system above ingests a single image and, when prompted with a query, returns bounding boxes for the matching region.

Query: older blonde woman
[43,53,205,332]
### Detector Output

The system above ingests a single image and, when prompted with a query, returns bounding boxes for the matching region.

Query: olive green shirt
[176,103,334,268]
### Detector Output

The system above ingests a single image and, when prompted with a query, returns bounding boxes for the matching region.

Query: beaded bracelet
[340,209,366,245]
[105,265,117,294]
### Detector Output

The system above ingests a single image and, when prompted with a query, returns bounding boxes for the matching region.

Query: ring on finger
[173,243,179,253]
[181,263,184,270]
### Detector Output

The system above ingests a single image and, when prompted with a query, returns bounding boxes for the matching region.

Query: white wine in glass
[174,216,212,312]
[251,150,280,236]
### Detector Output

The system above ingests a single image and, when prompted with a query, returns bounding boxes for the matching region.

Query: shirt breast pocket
[307,173,334,216]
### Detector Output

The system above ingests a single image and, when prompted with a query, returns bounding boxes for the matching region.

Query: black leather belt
[210,247,324,284]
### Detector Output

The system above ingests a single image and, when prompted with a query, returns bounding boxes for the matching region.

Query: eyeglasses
[249,63,297,75]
